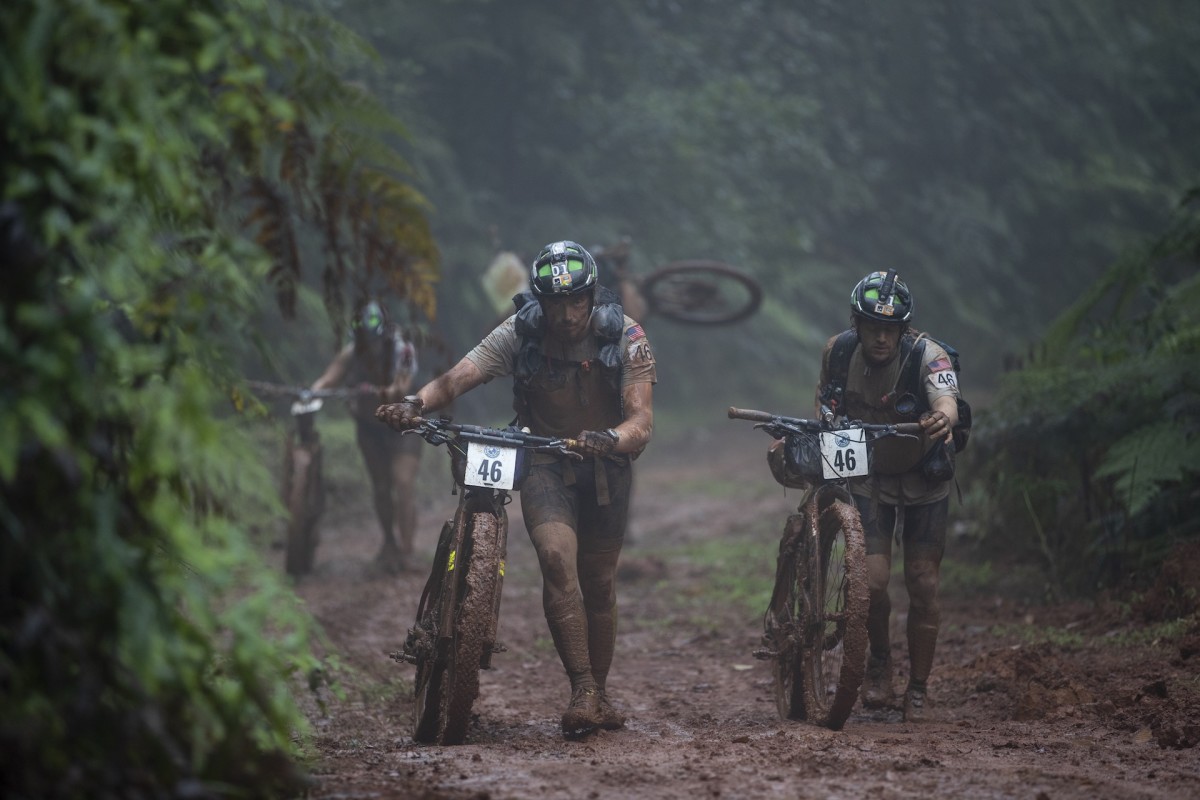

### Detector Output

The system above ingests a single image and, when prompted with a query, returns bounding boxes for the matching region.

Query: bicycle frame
[396,417,580,744]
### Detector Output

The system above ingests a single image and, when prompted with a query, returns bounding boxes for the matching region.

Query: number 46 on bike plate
[466,442,519,490]
[820,428,868,479]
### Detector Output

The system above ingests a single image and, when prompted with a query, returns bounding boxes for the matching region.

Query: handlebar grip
[891,422,925,437]
[728,407,775,422]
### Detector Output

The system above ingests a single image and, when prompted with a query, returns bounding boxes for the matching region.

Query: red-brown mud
[288,432,1199,799]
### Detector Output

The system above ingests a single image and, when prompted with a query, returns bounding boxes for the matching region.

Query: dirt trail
[290,431,1199,799]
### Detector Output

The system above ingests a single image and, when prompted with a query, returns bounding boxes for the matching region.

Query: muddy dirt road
[288,431,1199,799]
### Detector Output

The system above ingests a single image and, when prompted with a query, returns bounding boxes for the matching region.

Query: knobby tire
[436,512,503,745]
[640,260,762,325]
[765,513,807,720]
[283,438,322,577]
[798,497,869,730]
[412,521,454,743]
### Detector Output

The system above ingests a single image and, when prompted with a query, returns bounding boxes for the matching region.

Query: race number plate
[819,428,868,479]
[465,441,519,490]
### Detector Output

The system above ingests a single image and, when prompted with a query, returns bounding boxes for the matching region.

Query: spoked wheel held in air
[640,260,762,325]
[765,490,869,731]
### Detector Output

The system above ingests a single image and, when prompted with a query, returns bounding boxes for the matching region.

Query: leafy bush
[0,0,433,795]
[966,189,1200,596]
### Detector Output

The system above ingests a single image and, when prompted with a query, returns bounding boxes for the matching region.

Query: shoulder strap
[899,335,928,410]
[828,329,857,390]
[820,329,858,414]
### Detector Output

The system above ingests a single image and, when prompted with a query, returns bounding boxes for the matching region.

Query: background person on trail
[311,299,422,575]
[377,240,656,736]
[789,269,960,722]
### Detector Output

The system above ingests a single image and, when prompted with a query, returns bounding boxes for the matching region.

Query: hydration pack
[821,329,972,453]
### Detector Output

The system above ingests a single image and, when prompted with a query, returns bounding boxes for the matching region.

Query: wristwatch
[605,428,621,446]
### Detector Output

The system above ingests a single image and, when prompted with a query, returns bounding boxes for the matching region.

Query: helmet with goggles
[351,300,387,338]
[850,269,913,325]
[530,241,598,297]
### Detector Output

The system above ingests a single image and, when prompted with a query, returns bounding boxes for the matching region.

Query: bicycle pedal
[752,648,776,661]
[491,642,508,654]
[389,650,417,665]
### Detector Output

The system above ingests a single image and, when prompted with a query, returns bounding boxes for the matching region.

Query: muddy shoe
[861,655,895,709]
[903,687,927,722]
[596,690,627,731]
[561,687,601,734]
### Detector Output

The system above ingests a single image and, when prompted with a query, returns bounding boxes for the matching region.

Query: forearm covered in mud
[413,356,487,414]
[613,381,653,454]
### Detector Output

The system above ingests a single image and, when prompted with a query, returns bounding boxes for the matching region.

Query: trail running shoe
[561,686,601,734]
[596,690,627,731]
[861,655,895,709]
[904,687,927,722]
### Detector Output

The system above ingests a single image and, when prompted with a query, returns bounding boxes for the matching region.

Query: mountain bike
[391,417,582,745]
[728,406,922,730]
[246,381,372,577]
[592,238,762,325]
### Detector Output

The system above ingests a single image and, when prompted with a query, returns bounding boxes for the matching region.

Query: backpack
[822,329,973,453]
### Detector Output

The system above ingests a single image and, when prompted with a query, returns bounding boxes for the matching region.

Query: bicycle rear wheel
[434,512,504,744]
[798,497,869,730]
[640,260,762,325]
[763,514,807,720]
[412,521,454,743]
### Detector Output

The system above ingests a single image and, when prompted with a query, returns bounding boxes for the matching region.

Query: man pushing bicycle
[803,270,962,722]
[377,240,656,735]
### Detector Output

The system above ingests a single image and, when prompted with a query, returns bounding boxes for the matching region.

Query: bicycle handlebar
[404,417,583,459]
[727,406,923,439]
[245,380,375,401]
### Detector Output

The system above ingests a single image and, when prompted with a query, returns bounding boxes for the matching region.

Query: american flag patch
[626,324,645,342]
[929,357,952,372]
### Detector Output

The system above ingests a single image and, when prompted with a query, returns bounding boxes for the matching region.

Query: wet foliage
[1,0,436,796]
[966,188,1200,597]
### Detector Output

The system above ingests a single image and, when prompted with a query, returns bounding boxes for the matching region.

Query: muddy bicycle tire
[764,513,807,720]
[434,512,503,745]
[640,260,762,325]
[283,438,323,577]
[798,497,869,730]
[412,521,454,743]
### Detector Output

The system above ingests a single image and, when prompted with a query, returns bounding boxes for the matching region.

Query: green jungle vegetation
[3,0,1198,795]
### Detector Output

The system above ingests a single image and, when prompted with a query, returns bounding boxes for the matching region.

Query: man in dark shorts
[813,270,961,721]
[311,300,421,574]
[377,240,656,735]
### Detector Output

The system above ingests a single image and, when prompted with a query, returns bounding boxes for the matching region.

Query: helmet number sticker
[819,427,869,479]
[466,441,518,490]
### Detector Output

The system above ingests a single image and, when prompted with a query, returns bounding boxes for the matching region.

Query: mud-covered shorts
[853,494,948,561]
[520,455,633,553]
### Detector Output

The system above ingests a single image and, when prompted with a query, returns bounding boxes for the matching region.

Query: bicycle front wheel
[284,441,322,577]
[435,512,504,745]
[798,497,869,730]
[640,260,762,325]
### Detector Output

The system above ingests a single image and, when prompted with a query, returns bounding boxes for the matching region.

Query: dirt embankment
[289,433,1200,799]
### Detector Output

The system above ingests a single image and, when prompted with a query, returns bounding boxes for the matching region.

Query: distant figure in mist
[311,300,422,575]
[379,241,656,735]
